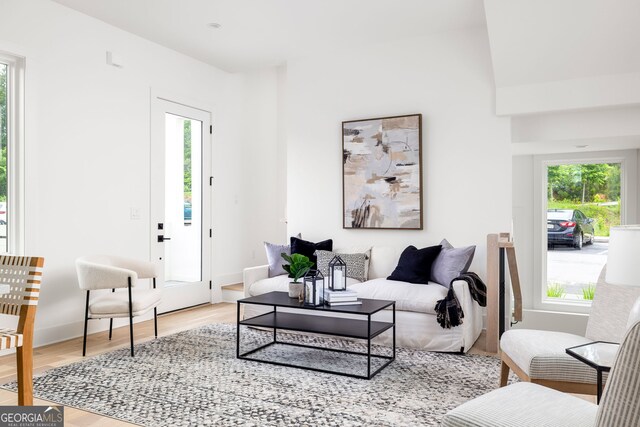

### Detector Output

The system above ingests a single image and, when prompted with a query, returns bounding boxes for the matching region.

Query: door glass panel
[164,113,202,283]
[0,63,8,253]
[546,162,621,302]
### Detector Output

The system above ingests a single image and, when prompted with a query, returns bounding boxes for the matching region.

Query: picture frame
[342,114,423,230]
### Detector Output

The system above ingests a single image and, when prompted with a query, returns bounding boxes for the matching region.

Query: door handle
[157,235,172,242]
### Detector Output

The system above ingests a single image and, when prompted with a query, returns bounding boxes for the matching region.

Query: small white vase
[288,282,303,298]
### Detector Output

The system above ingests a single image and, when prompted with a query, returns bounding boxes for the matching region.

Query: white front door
[151,98,212,313]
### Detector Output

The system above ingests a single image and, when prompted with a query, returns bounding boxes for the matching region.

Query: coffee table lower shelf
[237,310,395,380]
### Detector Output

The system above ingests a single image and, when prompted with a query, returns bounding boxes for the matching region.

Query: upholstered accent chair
[442,315,640,427]
[499,266,640,394]
[0,255,44,405]
[76,255,161,357]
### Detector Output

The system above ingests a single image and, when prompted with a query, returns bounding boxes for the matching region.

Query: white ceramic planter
[288,282,303,298]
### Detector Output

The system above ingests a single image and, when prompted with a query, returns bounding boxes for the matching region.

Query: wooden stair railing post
[506,245,523,322]
[487,234,500,353]
[487,233,524,353]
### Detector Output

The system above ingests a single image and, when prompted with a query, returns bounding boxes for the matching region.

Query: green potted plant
[281,253,314,298]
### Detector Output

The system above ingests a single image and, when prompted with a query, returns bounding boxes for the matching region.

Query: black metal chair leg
[109,288,115,340]
[152,278,158,338]
[82,291,90,356]
[128,277,134,357]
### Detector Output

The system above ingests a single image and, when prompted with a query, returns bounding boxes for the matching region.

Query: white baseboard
[513,308,589,335]
[482,308,588,336]
[5,271,237,354]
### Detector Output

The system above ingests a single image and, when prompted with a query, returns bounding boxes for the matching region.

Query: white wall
[0,0,255,346]
[285,27,512,278]
[496,72,640,116]
[240,67,288,264]
[512,154,534,306]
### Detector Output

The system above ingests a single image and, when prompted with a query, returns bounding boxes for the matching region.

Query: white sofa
[243,246,483,352]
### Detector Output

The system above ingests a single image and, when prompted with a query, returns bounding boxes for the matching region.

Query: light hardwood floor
[0,303,589,425]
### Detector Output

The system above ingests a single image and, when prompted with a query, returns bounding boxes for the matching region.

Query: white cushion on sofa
[368,246,402,279]
[348,278,448,315]
[249,274,362,297]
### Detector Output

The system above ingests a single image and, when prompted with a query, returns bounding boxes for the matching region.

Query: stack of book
[323,289,361,306]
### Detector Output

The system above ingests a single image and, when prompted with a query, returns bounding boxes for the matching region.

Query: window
[0,62,8,251]
[545,161,622,304]
[0,52,25,254]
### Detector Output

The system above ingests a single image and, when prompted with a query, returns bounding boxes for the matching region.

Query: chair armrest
[76,259,138,290]
[243,265,269,298]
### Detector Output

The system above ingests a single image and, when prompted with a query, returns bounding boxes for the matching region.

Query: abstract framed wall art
[342,114,423,229]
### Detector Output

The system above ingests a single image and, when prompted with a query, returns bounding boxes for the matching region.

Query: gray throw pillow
[315,250,368,283]
[430,239,475,288]
[264,234,301,278]
[264,242,290,277]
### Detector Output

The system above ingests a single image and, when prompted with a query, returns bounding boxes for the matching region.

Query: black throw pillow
[290,237,333,268]
[387,245,442,285]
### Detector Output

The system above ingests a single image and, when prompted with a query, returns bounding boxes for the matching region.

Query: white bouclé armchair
[76,255,161,357]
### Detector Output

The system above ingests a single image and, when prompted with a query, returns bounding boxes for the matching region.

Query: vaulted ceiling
[51,0,485,72]
[51,0,640,118]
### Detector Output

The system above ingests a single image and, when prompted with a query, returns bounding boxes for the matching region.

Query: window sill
[536,298,592,315]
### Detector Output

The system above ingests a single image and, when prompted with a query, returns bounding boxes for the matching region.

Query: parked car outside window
[547,209,595,250]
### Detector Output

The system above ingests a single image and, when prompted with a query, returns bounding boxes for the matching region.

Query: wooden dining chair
[0,255,45,406]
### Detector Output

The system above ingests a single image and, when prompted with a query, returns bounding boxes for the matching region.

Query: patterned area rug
[2,324,512,426]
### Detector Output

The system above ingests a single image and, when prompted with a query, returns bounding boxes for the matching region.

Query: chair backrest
[76,255,157,291]
[0,255,45,317]
[77,255,157,278]
[585,265,640,342]
[595,319,640,426]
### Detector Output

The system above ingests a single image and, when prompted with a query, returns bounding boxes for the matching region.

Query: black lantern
[328,255,347,291]
[303,269,324,307]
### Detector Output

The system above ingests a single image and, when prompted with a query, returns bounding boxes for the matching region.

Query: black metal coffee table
[237,291,395,379]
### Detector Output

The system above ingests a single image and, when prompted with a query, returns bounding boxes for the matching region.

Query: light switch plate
[130,207,141,220]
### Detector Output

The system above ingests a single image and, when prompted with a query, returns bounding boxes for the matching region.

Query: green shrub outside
[582,284,596,300]
[548,200,620,237]
[546,282,566,298]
